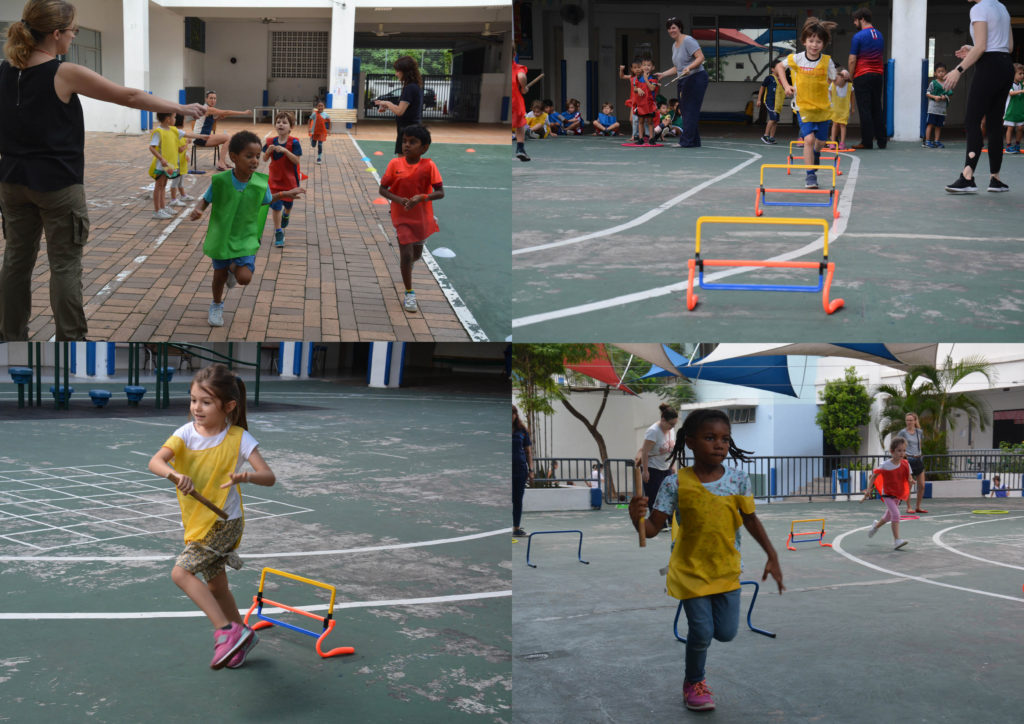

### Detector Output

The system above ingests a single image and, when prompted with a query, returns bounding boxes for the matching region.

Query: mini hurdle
[785,518,833,551]
[525,530,590,568]
[755,163,840,219]
[787,140,843,176]
[685,216,844,314]
[673,580,776,642]
[243,567,355,658]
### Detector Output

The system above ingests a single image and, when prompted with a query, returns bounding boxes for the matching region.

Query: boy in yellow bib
[778,17,839,189]
[148,364,276,670]
[189,130,305,327]
[630,409,783,713]
[148,112,180,220]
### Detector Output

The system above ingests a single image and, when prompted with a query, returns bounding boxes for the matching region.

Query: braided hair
[669,408,754,467]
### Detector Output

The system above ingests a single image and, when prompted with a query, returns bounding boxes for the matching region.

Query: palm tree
[875,354,994,455]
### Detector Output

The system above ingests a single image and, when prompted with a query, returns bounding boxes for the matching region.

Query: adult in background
[638,403,679,511]
[657,17,709,148]
[0,0,205,341]
[191,90,251,172]
[895,413,928,514]
[512,406,534,538]
[848,8,887,150]
[374,55,423,155]
[942,0,1014,193]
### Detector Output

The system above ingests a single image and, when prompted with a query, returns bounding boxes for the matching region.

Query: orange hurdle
[787,140,843,176]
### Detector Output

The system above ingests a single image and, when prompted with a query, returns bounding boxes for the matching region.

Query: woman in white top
[942,0,1014,193]
[638,403,680,510]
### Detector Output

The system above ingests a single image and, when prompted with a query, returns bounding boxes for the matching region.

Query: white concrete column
[562,0,590,107]
[278,343,308,379]
[122,0,149,133]
[891,0,928,141]
[329,0,356,109]
[367,342,405,388]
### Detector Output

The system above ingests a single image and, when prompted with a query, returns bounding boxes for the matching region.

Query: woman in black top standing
[0,0,204,340]
[373,55,424,155]
[512,405,534,538]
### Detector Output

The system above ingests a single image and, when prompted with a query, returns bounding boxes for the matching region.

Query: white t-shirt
[170,422,259,520]
[644,421,676,471]
[970,0,1011,54]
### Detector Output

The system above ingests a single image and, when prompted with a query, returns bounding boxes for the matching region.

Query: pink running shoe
[683,679,716,711]
[226,627,259,669]
[210,622,251,670]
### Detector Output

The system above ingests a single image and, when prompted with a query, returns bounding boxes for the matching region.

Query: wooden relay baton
[168,472,229,520]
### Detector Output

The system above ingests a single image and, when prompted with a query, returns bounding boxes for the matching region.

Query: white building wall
[149,1,184,104]
[74,0,135,133]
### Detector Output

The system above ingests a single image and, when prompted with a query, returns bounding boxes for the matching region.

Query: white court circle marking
[931,515,1024,571]
[0,590,512,620]
[512,149,860,329]
[512,145,763,256]
[831,516,1024,604]
[0,528,509,563]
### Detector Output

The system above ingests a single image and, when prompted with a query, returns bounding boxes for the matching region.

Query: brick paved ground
[3,119,505,341]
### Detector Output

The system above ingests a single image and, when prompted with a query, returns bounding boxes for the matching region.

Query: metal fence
[532,452,1024,504]
[361,74,481,122]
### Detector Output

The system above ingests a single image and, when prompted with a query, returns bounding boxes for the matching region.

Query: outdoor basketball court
[511,134,1024,341]
[0,380,509,722]
[512,498,1024,722]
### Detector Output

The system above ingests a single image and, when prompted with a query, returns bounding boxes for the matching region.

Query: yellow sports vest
[788,53,832,123]
[148,127,181,179]
[164,425,245,543]
[177,132,189,175]
[666,467,755,600]
[830,82,852,124]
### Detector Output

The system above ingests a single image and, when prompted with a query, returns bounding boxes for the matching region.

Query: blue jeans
[681,588,741,683]
[676,70,709,147]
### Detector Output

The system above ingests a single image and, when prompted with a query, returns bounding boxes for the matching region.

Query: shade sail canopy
[632,345,799,398]
[565,344,636,395]
[697,344,939,371]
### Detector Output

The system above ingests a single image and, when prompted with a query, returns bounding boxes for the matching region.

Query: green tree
[875,354,993,456]
[815,366,872,454]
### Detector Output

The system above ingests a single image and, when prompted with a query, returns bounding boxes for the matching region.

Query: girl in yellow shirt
[148,364,276,670]
[629,409,784,712]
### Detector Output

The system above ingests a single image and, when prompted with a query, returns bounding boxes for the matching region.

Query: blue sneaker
[805,171,818,189]
[922,140,931,148]
[274,229,285,247]
[933,141,945,149]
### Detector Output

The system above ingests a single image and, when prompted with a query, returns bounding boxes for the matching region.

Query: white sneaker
[153,208,174,219]
[893,538,908,550]
[403,291,418,312]
[180,192,195,201]
[208,302,224,327]
[169,198,187,208]
[867,521,879,538]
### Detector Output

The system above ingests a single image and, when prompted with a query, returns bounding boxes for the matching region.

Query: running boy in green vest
[189,131,305,327]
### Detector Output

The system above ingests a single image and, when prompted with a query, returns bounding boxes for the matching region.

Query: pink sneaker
[226,627,259,669]
[683,679,716,711]
[210,622,251,670]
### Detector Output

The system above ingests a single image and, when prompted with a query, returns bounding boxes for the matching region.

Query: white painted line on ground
[0,527,510,562]
[842,233,1024,242]
[0,589,512,620]
[348,133,488,341]
[831,520,1024,604]
[512,152,861,328]
[512,145,763,256]
[932,515,1024,571]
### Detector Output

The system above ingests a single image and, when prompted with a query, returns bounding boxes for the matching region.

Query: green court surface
[511,136,1024,341]
[360,141,511,342]
[0,381,509,723]
[512,499,1024,723]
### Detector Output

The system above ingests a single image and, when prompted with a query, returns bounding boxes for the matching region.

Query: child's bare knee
[171,564,194,588]
[233,267,253,285]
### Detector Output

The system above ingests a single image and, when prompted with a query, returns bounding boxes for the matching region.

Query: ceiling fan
[259,17,284,24]
[374,23,401,37]
[481,22,503,37]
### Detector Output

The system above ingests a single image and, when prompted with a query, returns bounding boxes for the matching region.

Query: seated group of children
[525,97,683,142]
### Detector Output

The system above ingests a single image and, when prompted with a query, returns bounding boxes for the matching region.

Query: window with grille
[67,26,101,74]
[271,31,329,79]
[728,407,756,424]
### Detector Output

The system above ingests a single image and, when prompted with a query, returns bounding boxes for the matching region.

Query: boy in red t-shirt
[261,111,304,248]
[378,125,444,312]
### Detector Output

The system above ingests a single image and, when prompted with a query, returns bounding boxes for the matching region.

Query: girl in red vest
[308,101,331,164]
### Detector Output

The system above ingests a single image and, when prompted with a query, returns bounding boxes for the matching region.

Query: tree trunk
[560,387,619,499]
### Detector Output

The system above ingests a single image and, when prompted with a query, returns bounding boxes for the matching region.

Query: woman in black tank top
[0,0,205,340]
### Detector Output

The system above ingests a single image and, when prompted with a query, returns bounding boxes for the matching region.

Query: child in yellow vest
[777,17,839,189]
[148,112,180,220]
[829,68,855,150]
[168,114,208,208]
[148,363,277,670]
[188,130,305,326]
[629,409,784,712]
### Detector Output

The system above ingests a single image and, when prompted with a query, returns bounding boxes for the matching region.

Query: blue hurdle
[525,530,590,568]
[673,579,776,642]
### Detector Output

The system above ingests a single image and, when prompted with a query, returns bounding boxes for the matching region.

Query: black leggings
[964,52,1014,175]
[513,467,528,529]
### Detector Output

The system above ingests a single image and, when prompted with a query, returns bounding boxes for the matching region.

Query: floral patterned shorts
[175,518,245,582]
